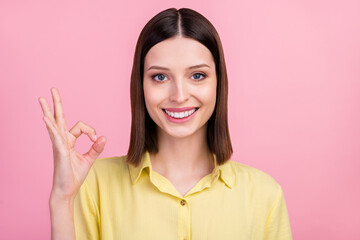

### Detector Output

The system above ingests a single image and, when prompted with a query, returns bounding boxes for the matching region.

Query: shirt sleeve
[264,185,293,240]
[73,177,100,240]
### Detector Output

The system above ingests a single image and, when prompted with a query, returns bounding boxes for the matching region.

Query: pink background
[1,0,359,239]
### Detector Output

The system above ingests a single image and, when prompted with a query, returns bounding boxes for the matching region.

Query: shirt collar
[128,150,234,189]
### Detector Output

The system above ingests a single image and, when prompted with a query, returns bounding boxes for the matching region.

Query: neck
[150,124,215,181]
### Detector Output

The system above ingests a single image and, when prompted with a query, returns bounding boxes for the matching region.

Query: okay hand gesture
[39,87,106,201]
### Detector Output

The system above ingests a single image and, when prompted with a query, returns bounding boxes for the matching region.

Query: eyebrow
[146,63,210,71]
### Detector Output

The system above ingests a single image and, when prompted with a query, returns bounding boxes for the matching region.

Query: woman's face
[143,36,217,139]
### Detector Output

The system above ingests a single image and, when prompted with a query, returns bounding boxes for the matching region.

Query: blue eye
[151,72,207,82]
[191,73,206,80]
[152,74,167,82]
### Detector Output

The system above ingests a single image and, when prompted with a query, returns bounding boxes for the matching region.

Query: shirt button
[180,200,186,206]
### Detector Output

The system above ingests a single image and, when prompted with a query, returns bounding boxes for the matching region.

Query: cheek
[196,82,217,106]
[143,80,153,112]
[143,80,164,112]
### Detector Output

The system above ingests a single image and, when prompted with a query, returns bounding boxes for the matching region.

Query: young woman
[39,8,292,240]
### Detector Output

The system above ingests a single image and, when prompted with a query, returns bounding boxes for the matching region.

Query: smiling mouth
[162,107,199,119]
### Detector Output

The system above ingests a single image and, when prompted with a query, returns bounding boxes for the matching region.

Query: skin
[143,36,218,195]
[39,88,107,239]
[39,88,107,200]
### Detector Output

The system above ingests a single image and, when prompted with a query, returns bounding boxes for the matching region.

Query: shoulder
[92,154,128,173]
[84,154,129,186]
[227,160,282,199]
[228,160,280,185]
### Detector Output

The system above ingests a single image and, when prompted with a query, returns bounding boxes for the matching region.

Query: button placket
[178,198,190,240]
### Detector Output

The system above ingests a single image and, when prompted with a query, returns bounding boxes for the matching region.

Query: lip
[162,107,199,123]
[162,107,199,112]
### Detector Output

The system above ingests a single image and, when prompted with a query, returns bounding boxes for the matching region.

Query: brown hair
[127,7,233,167]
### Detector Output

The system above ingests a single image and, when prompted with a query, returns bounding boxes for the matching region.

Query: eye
[151,72,207,82]
[191,73,206,80]
[151,73,168,82]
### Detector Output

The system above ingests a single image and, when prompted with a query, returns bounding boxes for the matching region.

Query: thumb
[83,136,107,164]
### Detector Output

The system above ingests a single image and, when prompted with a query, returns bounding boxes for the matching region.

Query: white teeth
[164,108,197,119]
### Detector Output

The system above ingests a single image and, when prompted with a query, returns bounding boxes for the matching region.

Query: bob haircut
[127,7,233,167]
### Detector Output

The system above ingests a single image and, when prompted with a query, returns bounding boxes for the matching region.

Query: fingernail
[94,135,98,141]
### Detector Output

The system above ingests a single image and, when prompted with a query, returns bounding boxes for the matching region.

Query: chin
[167,130,195,139]
[161,126,197,139]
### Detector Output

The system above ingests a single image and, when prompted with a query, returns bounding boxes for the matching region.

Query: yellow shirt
[74,150,292,240]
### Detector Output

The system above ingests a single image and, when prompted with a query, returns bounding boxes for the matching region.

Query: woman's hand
[39,87,107,202]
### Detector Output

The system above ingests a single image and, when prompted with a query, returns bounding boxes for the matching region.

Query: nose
[169,78,189,104]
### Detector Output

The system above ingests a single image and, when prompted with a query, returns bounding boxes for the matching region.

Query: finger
[83,136,107,163]
[39,97,57,126]
[42,116,62,144]
[51,87,67,132]
[69,121,97,142]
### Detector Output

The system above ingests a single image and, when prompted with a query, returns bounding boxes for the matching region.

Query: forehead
[144,36,215,69]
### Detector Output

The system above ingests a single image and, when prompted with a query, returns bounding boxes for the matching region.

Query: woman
[39,8,292,240]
